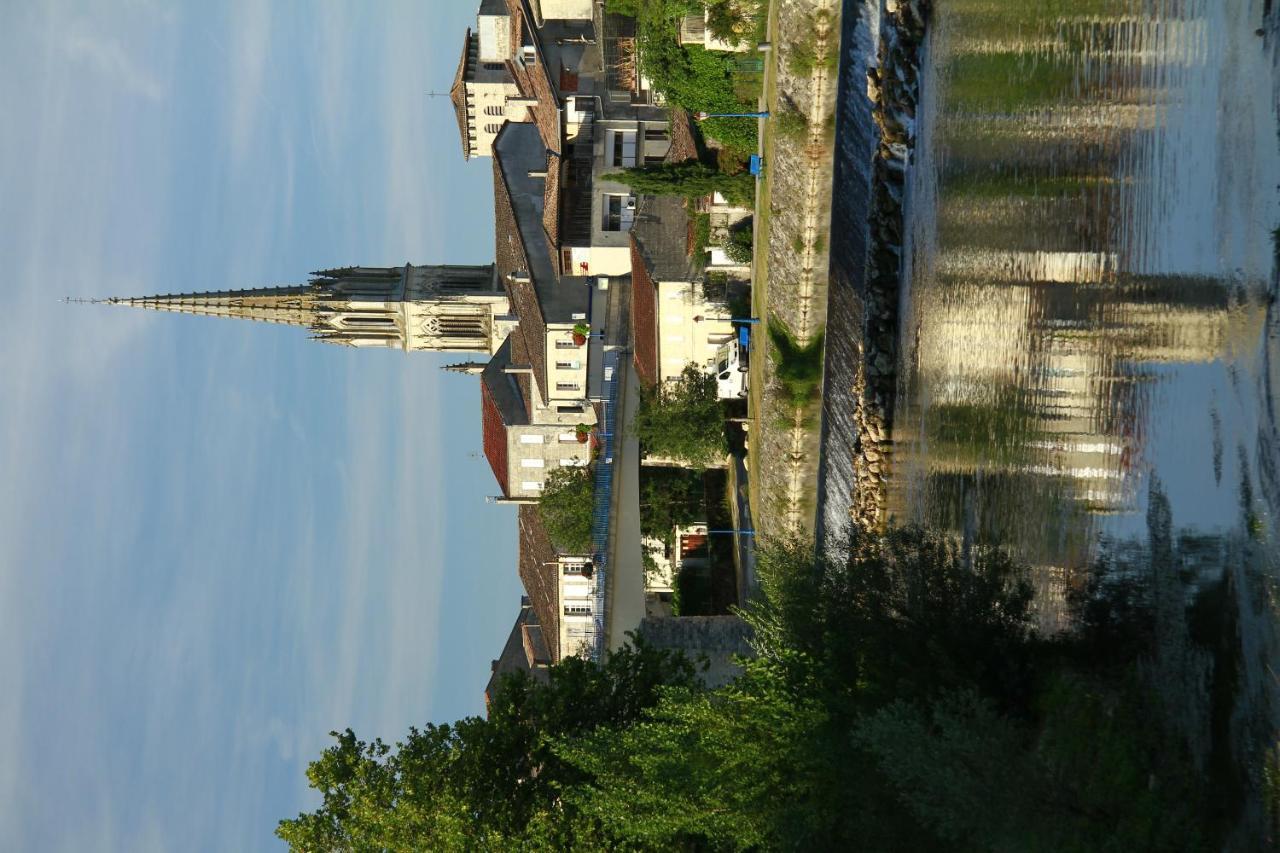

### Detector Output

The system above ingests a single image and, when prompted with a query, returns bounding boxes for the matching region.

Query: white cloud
[223,0,273,164]
[63,29,166,102]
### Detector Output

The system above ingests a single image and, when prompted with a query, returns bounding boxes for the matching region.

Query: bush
[774,102,809,142]
[724,218,754,264]
[767,317,825,407]
[787,26,837,78]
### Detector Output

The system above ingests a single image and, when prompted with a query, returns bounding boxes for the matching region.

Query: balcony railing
[588,349,620,663]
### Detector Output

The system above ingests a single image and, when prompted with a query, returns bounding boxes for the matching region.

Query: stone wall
[637,615,754,688]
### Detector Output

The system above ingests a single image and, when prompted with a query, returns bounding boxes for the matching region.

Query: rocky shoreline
[847,0,928,531]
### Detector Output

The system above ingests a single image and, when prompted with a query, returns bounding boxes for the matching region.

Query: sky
[0,2,524,849]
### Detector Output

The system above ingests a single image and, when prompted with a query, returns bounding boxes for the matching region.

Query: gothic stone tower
[106,263,513,355]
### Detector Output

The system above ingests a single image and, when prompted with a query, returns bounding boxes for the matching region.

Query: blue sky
[0,2,522,849]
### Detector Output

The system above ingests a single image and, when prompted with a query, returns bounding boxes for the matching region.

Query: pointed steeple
[102,283,327,327]
[97,263,511,355]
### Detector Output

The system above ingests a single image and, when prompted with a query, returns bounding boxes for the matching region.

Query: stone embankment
[848,0,928,531]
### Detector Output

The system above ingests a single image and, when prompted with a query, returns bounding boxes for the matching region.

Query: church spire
[97,263,510,355]
[101,283,326,327]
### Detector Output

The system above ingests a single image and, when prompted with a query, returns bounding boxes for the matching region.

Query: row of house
[453,0,755,698]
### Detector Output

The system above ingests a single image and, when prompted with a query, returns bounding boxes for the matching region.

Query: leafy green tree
[639,467,705,536]
[606,161,754,205]
[277,642,699,851]
[560,666,829,849]
[746,528,1039,717]
[856,681,1207,852]
[537,465,594,553]
[635,363,727,468]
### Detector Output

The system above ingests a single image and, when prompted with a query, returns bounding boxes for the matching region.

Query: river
[825,0,1280,839]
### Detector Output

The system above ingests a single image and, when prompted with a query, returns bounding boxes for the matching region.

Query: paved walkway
[605,358,646,650]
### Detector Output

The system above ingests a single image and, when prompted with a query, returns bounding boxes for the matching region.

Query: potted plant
[572,322,590,346]
[575,423,591,443]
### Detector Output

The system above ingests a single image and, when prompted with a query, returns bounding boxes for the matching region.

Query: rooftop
[518,504,562,660]
[484,598,550,706]
[631,194,697,284]
[450,30,477,161]
[494,122,592,399]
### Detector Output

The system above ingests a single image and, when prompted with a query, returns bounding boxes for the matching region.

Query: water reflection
[891,0,1278,620]
[885,0,1279,832]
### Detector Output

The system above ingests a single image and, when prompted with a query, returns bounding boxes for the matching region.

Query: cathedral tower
[105,263,514,355]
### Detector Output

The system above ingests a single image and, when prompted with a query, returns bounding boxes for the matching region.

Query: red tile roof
[450,30,475,161]
[481,380,510,496]
[630,237,659,388]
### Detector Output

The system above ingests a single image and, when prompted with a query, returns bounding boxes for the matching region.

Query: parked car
[713,327,750,399]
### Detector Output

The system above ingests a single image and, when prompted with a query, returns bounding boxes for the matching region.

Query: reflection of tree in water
[1071,481,1275,844]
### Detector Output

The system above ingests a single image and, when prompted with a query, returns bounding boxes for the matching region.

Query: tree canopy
[634,363,728,468]
[276,642,698,851]
[536,465,595,553]
[606,161,755,206]
[282,527,1224,851]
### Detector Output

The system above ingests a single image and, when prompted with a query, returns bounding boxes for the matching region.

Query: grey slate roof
[493,123,588,322]
[481,336,530,426]
[485,598,551,705]
[630,194,696,284]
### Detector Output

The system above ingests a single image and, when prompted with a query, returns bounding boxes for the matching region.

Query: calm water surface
[881,0,1278,830]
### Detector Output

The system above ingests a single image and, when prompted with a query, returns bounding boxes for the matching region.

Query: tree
[635,363,727,468]
[605,161,755,206]
[537,465,594,553]
[639,467,705,536]
[559,667,830,850]
[745,527,1039,717]
[277,642,699,852]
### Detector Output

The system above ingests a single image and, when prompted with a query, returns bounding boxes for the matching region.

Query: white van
[713,336,749,399]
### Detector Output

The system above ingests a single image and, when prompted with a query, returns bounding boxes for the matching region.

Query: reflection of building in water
[912,263,1267,514]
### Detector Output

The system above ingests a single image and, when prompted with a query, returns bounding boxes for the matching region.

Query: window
[484,62,504,71]
[562,562,592,575]
[555,360,581,370]
[519,434,545,444]
[555,340,578,349]
[343,316,395,327]
[558,432,579,443]
[557,404,583,414]
[606,129,637,167]
[645,127,668,142]
[602,194,635,232]
[484,105,504,116]
[560,458,587,467]
[564,604,591,616]
[484,122,503,133]
[520,458,545,468]
[556,382,580,392]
